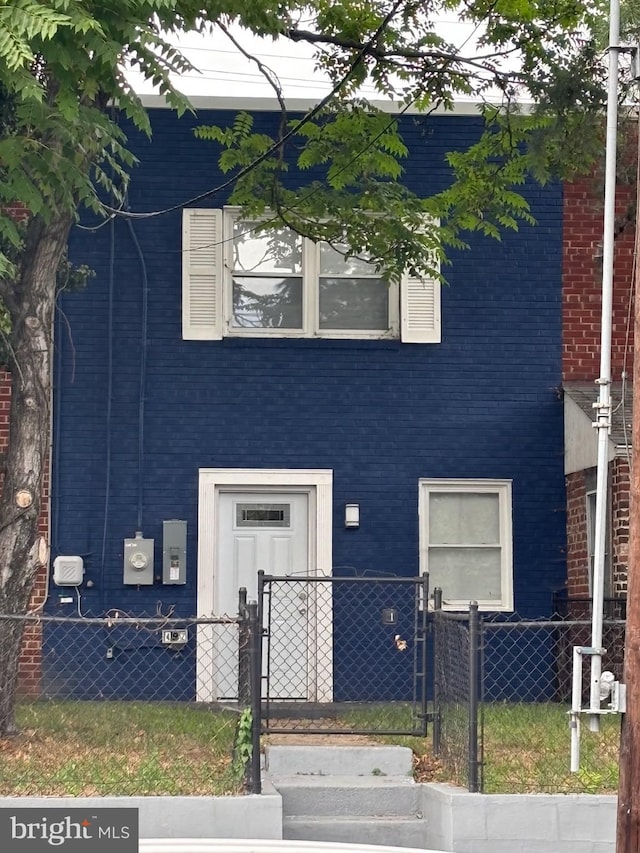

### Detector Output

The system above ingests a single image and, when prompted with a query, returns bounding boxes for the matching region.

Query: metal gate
[258,572,431,736]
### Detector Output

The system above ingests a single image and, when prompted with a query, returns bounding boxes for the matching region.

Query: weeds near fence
[0,701,240,796]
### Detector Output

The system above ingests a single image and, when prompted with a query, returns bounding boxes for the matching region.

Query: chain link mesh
[432,611,624,794]
[261,576,428,735]
[481,614,624,794]
[432,611,472,788]
[2,612,254,796]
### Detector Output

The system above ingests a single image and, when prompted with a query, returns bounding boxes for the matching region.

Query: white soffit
[564,394,614,475]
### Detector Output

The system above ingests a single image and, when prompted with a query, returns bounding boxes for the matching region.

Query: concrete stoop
[265,746,425,849]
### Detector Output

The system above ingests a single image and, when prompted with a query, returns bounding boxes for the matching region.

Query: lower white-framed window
[419,478,513,611]
[182,207,441,343]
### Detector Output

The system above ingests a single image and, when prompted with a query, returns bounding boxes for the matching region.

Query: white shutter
[182,208,223,340]
[400,267,441,344]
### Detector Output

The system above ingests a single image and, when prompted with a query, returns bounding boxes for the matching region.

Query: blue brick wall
[49,108,566,698]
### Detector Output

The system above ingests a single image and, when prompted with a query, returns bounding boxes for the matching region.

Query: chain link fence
[3,584,626,799]
[432,603,481,791]
[432,600,624,794]
[260,573,430,736]
[2,604,262,797]
[481,614,623,794]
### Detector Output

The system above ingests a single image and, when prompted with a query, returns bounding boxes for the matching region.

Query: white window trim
[222,207,398,340]
[418,478,514,612]
[196,468,333,703]
[182,207,441,343]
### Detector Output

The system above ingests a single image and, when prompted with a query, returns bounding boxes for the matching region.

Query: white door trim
[196,468,333,702]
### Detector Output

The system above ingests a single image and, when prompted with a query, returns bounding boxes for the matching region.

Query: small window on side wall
[419,479,513,611]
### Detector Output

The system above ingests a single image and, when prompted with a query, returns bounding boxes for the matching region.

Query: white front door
[217,491,309,607]
[217,491,309,699]
[196,468,334,704]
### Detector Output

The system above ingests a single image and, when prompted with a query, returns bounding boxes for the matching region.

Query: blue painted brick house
[47,100,567,703]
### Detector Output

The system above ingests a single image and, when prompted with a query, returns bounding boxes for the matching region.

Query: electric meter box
[162,519,187,585]
[123,534,154,585]
[53,555,84,586]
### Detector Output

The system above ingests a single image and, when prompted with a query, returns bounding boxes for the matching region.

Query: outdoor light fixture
[345,503,360,528]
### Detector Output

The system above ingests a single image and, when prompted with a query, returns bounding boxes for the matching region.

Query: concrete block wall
[421,784,616,853]
[0,794,283,840]
[0,784,619,852]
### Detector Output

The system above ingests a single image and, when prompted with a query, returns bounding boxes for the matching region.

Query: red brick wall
[566,469,590,599]
[563,168,635,610]
[611,456,630,596]
[1,206,48,693]
[1,368,48,695]
[565,460,629,609]
[562,178,635,381]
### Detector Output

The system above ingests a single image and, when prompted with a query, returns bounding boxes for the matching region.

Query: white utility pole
[588,0,620,733]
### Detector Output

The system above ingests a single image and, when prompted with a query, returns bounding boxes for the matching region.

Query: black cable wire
[99,218,115,607]
[102,1,405,221]
[105,95,425,258]
[126,217,148,532]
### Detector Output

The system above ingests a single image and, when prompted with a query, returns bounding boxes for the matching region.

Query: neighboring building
[26,100,567,700]
[562,177,634,618]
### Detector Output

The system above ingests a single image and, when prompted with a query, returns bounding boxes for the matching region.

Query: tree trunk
[616,254,640,850]
[0,213,72,736]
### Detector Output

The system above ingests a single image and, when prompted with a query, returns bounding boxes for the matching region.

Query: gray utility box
[163,519,187,585]
[123,533,154,585]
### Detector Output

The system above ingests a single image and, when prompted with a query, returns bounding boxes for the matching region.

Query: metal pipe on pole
[588,0,621,733]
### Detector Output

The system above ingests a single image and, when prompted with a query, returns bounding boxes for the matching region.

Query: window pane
[429,493,500,545]
[232,277,303,328]
[320,243,378,276]
[233,222,302,274]
[319,278,388,330]
[236,503,291,528]
[429,547,502,601]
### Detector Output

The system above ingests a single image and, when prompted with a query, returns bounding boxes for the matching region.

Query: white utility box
[53,555,84,586]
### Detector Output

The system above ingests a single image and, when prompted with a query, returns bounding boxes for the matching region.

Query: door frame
[196,468,333,702]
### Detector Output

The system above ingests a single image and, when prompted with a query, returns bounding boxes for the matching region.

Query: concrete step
[264,745,414,778]
[283,816,426,849]
[273,776,420,818]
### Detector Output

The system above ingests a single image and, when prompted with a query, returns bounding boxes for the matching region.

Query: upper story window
[182,208,441,343]
[419,478,514,612]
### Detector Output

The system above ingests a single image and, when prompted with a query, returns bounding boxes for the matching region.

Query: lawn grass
[0,699,622,796]
[336,701,620,794]
[481,702,620,794]
[0,700,240,796]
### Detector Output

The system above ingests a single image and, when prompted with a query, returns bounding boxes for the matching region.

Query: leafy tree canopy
[0,0,616,286]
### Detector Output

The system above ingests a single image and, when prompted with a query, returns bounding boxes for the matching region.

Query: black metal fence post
[468,600,480,793]
[237,588,249,706]
[432,587,442,755]
[433,587,443,611]
[248,599,262,794]
[417,572,429,736]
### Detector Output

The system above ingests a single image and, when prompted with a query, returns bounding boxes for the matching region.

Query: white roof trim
[138,93,531,115]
